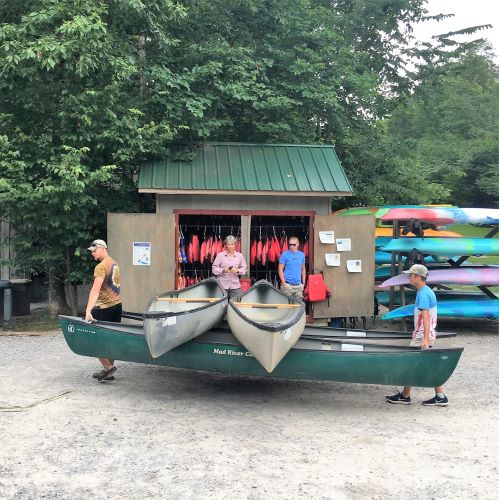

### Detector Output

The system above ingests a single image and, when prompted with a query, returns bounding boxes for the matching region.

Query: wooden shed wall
[156,194,331,215]
[108,213,175,313]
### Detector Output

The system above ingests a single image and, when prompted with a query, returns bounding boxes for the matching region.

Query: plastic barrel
[0,280,11,327]
[10,279,32,316]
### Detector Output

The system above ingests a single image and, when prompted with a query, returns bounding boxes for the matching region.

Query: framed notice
[133,242,151,266]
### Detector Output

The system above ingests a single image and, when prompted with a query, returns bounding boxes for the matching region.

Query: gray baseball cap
[403,264,428,277]
[87,239,107,251]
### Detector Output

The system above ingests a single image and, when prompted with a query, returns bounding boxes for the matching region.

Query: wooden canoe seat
[157,297,221,303]
[234,302,301,309]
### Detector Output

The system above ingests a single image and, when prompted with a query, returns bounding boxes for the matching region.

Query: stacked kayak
[339,205,498,320]
[377,290,498,307]
[380,237,499,257]
[383,301,499,320]
[379,267,499,320]
[338,206,499,226]
[379,268,499,288]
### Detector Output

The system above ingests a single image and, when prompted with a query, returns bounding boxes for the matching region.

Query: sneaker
[96,366,117,382]
[386,391,411,405]
[422,395,448,406]
[93,369,115,380]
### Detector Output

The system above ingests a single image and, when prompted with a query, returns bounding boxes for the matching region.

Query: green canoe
[59,316,463,388]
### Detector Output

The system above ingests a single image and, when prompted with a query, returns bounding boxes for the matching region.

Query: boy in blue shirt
[386,264,449,407]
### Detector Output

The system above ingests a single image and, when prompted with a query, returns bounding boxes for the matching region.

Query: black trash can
[0,280,11,327]
[11,279,32,316]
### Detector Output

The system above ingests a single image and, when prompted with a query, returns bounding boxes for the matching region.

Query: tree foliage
[384,47,499,207]
[0,0,495,312]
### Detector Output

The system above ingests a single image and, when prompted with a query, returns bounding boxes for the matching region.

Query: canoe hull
[144,277,227,358]
[227,280,306,372]
[227,307,306,372]
[59,317,463,388]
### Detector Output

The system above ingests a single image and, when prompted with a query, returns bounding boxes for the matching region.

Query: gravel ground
[0,321,498,500]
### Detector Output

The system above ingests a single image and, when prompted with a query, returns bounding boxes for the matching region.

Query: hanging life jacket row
[304,271,331,306]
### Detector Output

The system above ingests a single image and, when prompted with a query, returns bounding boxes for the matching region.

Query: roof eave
[138,189,353,197]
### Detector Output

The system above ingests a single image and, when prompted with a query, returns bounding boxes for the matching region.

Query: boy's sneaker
[386,391,411,405]
[97,366,117,381]
[422,395,448,406]
[92,370,114,380]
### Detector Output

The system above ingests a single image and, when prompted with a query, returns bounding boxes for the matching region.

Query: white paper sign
[336,238,351,251]
[162,316,177,327]
[346,330,366,337]
[319,231,335,244]
[341,343,364,352]
[133,242,151,266]
[325,253,341,267]
[347,259,362,273]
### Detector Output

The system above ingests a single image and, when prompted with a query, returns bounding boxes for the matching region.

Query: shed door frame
[174,209,316,279]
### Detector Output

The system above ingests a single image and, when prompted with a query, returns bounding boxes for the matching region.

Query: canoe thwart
[234,302,302,308]
[157,297,220,303]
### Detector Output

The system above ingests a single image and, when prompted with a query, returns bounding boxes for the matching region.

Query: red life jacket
[304,273,331,305]
[250,240,257,266]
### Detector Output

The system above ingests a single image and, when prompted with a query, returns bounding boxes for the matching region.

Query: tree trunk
[48,272,69,317]
[65,282,79,316]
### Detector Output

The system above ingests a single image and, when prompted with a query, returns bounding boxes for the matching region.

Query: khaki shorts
[410,337,435,348]
[282,283,304,299]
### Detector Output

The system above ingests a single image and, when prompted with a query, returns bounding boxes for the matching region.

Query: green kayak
[59,316,463,388]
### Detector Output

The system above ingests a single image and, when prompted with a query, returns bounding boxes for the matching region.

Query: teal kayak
[382,300,499,320]
[381,237,499,256]
[376,290,498,306]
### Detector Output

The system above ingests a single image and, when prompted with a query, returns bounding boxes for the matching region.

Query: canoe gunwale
[144,277,227,319]
[59,316,463,355]
[228,280,305,333]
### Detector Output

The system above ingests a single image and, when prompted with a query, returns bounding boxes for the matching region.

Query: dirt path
[0,328,498,499]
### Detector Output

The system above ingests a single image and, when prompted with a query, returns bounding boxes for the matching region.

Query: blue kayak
[382,300,499,320]
[381,237,499,256]
[376,290,498,306]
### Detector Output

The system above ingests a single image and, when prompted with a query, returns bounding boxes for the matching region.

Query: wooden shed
[108,143,375,320]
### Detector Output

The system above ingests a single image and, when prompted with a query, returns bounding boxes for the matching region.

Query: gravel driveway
[0,323,498,499]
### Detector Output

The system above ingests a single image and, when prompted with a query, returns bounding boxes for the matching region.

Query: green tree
[385,47,499,207]
[0,0,181,313]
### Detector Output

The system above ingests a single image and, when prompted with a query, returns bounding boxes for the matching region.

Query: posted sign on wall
[133,242,151,266]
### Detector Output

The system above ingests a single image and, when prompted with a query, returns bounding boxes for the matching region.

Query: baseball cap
[87,239,107,251]
[403,264,428,277]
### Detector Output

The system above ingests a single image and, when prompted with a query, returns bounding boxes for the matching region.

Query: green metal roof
[138,143,352,196]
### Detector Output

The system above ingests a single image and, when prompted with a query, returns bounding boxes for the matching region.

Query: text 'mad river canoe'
[59,317,464,388]
[144,277,227,358]
[227,280,306,373]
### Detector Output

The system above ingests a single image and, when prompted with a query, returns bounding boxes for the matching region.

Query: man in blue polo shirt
[278,236,306,299]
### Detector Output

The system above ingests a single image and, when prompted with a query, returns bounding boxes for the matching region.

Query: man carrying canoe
[386,264,449,407]
[85,239,122,382]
